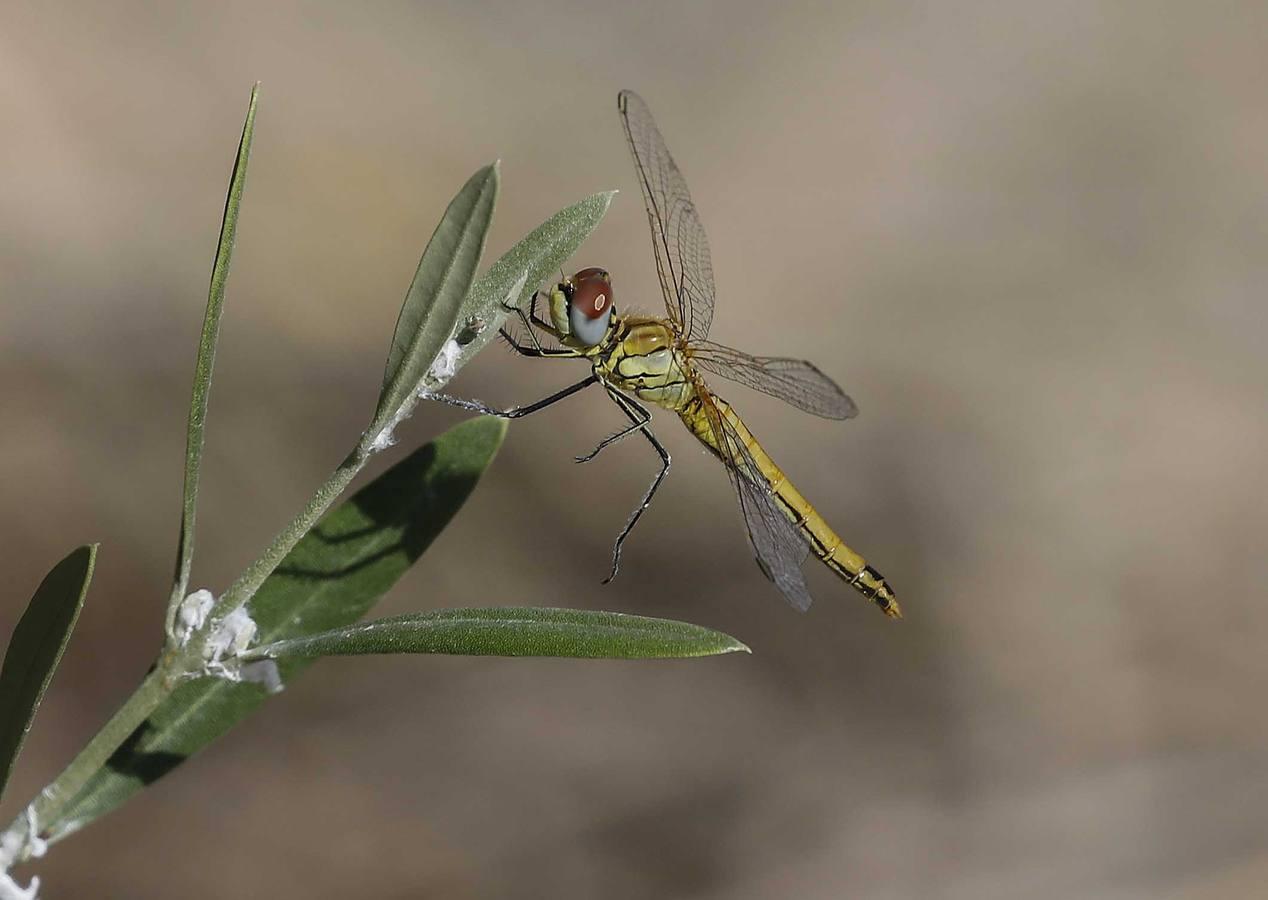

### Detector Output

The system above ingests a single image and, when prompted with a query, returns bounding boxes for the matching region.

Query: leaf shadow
[99,717,187,787]
[263,441,486,584]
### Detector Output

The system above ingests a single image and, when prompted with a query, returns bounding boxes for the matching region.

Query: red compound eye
[569,267,613,319]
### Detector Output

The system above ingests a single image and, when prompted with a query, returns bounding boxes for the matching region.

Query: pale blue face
[569,296,612,346]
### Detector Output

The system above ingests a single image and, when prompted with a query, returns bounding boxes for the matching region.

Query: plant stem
[2,438,378,863]
[210,445,370,622]
[1,666,168,862]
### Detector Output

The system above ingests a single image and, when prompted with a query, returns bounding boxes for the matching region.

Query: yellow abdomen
[680,395,901,618]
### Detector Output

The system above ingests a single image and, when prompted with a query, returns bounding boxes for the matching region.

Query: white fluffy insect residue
[426,338,463,383]
[367,415,401,453]
[420,270,530,394]
[0,873,39,900]
[0,809,46,899]
[175,588,215,645]
[201,606,259,681]
[374,269,531,452]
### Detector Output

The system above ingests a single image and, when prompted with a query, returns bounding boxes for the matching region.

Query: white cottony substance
[175,589,215,645]
[204,607,257,659]
[0,828,18,868]
[367,420,399,453]
[374,268,531,452]
[0,808,45,869]
[427,339,463,383]
[0,809,45,899]
[202,606,259,681]
[423,270,529,390]
[0,873,39,900]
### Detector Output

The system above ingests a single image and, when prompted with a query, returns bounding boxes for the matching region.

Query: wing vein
[617,90,716,341]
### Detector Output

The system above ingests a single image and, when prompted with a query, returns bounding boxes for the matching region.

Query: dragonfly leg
[499,292,573,358]
[525,290,557,333]
[424,374,598,418]
[575,396,651,463]
[601,391,671,585]
[498,326,576,358]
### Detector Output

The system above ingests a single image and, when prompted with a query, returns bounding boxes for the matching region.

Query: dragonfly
[431,90,901,618]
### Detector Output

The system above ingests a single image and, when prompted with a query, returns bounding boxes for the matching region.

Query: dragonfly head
[550,267,614,347]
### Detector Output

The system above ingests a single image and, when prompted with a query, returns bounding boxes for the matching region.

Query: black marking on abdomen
[771,492,809,530]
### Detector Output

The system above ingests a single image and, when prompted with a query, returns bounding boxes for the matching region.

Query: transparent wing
[699,393,815,611]
[691,341,859,420]
[617,90,716,341]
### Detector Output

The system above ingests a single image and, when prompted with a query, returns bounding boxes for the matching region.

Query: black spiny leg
[425,374,599,418]
[526,289,557,333]
[575,393,652,463]
[602,390,671,585]
[499,292,575,358]
[499,326,577,358]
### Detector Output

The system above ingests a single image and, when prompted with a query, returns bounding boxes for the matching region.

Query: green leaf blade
[49,418,506,837]
[0,545,96,802]
[166,85,259,634]
[248,608,749,660]
[374,164,500,430]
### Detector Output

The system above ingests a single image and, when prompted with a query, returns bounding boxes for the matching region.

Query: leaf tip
[594,190,618,215]
[711,634,750,656]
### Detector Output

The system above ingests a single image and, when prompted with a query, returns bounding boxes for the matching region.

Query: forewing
[691,341,860,420]
[617,90,716,341]
[700,395,814,611]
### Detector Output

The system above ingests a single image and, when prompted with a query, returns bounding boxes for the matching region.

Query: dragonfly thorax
[599,317,695,412]
[621,320,672,357]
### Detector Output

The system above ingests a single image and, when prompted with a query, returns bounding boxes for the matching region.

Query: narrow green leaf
[429,190,616,390]
[0,545,96,802]
[245,608,750,660]
[373,164,499,429]
[166,84,259,635]
[49,418,506,837]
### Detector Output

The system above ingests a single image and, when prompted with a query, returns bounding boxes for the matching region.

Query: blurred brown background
[3,2,1267,897]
